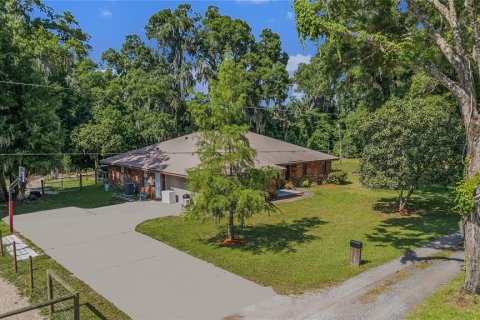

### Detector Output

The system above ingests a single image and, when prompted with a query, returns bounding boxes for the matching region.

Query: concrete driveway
[4,201,274,319]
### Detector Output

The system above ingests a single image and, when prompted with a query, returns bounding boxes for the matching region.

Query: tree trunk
[398,189,405,211]
[0,165,7,202]
[398,187,415,213]
[463,118,480,293]
[227,208,235,240]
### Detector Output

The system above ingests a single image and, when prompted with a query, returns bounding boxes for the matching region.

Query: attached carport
[4,201,275,319]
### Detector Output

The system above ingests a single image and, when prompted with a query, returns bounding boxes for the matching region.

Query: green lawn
[407,274,480,319]
[0,184,122,217]
[0,185,129,319]
[137,159,460,294]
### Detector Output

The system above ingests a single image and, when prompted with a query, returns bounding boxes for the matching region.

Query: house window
[324,161,328,173]
[143,171,148,186]
[302,163,308,177]
[120,166,125,183]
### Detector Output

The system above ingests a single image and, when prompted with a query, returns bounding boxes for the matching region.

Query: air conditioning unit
[161,190,176,204]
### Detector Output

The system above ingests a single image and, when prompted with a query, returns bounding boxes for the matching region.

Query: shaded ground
[231,233,464,320]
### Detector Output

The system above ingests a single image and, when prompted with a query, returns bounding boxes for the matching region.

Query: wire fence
[0,232,79,320]
[43,173,97,192]
[22,172,101,196]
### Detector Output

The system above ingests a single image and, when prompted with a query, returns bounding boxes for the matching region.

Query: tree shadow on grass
[205,217,326,254]
[367,191,460,255]
[372,188,454,215]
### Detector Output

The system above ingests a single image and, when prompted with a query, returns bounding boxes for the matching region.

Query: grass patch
[0,184,123,218]
[407,274,480,320]
[137,159,459,294]
[0,184,128,319]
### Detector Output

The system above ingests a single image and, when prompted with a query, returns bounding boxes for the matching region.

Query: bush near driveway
[138,159,459,294]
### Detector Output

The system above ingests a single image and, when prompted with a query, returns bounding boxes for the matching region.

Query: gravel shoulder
[231,232,464,320]
[0,276,45,320]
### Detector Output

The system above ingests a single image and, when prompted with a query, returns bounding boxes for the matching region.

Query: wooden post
[29,256,34,291]
[0,230,3,257]
[41,179,45,196]
[13,242,17,273]
[94,154,99,185]
[73,292,80,320]
[47,272,54,314]
[79,174,83,190]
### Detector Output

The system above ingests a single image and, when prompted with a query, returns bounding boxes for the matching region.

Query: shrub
[325,171,348,185]
[284,181,295,190]
[300,179,310,187]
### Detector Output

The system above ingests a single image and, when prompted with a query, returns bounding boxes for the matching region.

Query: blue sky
[44,0,318,74]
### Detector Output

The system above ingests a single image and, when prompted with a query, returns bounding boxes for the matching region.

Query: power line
[0,150,331,156]
[0,81,339,114]
[0,152,118,156]
[0,80,75,91]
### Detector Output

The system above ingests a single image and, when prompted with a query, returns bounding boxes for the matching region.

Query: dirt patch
[0,276,45,319]
[448,291,479,309]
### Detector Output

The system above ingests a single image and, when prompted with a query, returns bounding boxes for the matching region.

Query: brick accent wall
[280,160,333,185]
[108,165,155,191]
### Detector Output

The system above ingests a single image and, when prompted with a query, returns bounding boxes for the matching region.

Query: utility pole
[8,166,25,234]
[94,154,99,184]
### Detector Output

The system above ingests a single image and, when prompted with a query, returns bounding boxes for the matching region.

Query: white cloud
[286,11,294,20]
[100,9,112,19]
[286,54,312,75]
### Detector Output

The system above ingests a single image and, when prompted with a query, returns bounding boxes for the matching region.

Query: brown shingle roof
[101,132,339,176]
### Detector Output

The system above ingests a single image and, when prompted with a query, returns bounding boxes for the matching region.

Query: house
[101,132,339,199]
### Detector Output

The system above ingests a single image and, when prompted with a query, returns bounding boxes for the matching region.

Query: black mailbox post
[350,240,363,266]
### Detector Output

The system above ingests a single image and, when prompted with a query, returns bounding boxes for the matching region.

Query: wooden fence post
[0,230,3,258]
[73,292,80,320]
[29,256,34,291]
[13,242,17,273]
[41,180,45,196]
[79,174,83,190]
[47,272,54,315]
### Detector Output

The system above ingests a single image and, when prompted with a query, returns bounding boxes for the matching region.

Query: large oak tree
[294,0,480,292]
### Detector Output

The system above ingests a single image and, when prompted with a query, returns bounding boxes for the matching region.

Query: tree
[145,4,199,100]
[359,94,463,212]
[0,0,89,200]
[72,106,135,156]
[186,58,277,241]
[294,0,480,293]
[197,6,255,81]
